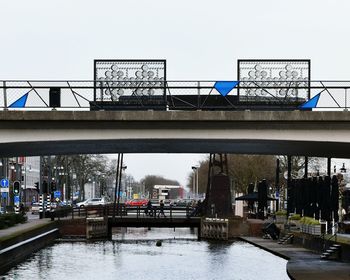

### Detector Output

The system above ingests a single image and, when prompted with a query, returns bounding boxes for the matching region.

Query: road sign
[55,197,60,202]
[54,191,61,198]
[1,193,7,198]
[0,188,9,193]
[1,179,9,188]
[14,195,20,204]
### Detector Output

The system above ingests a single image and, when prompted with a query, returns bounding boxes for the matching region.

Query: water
[2,228,289,280]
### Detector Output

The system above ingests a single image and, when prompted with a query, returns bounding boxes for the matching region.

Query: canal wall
[0,221,59,275]
[201,217,263,240]
[291,231,350,262]
[58,218,86,237]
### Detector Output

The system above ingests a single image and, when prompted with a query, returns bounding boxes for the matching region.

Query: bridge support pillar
[204,173,233,217]
[86,217,108,239]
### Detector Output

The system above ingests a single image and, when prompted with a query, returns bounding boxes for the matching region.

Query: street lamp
[191,166,199,199]
[122,166,127,199]
[340,163,347,173]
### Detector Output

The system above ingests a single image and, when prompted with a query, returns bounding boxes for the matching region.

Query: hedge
[0,213,27,229]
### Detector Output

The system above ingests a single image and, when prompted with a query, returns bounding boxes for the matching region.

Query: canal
[2,228,289,280]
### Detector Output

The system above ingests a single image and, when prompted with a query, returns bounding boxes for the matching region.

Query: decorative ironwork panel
[94,59,166,102]
[237,59,310,102]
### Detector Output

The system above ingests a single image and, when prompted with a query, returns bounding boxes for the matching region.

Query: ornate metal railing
[0,80,350,111]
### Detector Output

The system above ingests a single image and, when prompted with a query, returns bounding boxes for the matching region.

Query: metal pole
[327,157,331,177]
[117,154,124,209]
[275,158,280,211]
[196,168,199,199]
[287,155,292,215]
[192,170,195,199]
[3,81,7,109]
[39,156,43,219]
[113,153,121,220]
[197,81,200,109]
[24,159,27,208]
[304,156,308,178]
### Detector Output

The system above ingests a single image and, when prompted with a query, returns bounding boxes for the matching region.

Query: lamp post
[340,163,347,173]
[122,166,127,200]
[191,166,199,199]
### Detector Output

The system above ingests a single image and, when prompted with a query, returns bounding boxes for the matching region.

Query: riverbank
[240,236,350,280]
[0,218,59,274]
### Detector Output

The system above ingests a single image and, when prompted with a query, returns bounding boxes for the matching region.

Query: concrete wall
[0,224,59,275]
[1,111,350,157]
[292,232,350,262]
[58,218,86,237]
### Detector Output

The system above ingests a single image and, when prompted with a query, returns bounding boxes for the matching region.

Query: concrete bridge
[0,110,349,157]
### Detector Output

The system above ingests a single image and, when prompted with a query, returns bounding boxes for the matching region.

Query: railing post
[197,81,200,109]
[3,81,7,109]
[170,205,172,221]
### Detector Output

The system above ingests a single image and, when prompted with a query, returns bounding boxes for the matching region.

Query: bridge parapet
[86,217,108,239]
[201,218,229,240]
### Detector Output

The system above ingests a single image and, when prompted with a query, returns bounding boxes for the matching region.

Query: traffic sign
[55,197,60,202]
[1,179,9,188]
[0,188,9,193]
[1,193,7,198]
[14,195,20,204]
[54,191,61,198]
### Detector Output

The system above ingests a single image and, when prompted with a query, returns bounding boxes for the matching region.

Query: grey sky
[1,0,349,186]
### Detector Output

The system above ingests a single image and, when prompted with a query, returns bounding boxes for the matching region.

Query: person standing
[146,200,153,216]
[158,200,166,218]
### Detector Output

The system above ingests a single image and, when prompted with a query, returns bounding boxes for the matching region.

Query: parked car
[149,199,160,207]
[77,197,108,207]
[175,199,194,207]
[125,199,149,207]
[31,202,41,214]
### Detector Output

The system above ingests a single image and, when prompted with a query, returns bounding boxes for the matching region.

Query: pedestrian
[19,203,25,216]
[158,200,166,218]
[145,200,153,216]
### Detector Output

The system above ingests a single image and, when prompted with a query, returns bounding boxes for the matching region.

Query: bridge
[53,205,202,238]
[0,110,350,157]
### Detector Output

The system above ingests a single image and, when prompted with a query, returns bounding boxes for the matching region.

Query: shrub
[0,213,27,229]
[275,210,287,216]
[300,216,319,225]
[290,214,301,220]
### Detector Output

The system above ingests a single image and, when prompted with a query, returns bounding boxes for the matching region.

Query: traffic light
[13,181,20,195]
[34,182,39,192]
[50,181,57,192]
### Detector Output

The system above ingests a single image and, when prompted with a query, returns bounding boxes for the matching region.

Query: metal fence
[1,80,350,110]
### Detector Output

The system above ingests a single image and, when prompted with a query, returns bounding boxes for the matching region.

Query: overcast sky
[1,0,349,186]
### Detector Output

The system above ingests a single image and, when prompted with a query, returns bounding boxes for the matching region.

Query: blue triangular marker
[214,81,239,96]
[299,93,321,110]
[9,92,29,108]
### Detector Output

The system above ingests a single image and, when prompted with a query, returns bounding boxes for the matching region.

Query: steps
[277,233,294,244]
[320,244,341,260]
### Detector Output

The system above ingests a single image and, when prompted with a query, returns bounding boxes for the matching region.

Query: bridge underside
[0,138,349,158]
[0,111,350,158]
[108,217,201,228]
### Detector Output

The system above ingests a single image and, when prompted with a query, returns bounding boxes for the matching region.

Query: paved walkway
[0,217,53,240]
[241,236,350,280]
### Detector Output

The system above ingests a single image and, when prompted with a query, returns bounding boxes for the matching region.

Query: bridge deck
[108,216,201,228]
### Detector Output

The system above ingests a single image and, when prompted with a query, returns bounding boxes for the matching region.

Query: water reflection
[2,228,289,280]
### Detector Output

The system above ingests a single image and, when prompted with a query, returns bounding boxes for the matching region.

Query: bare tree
[187,154,276,194]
